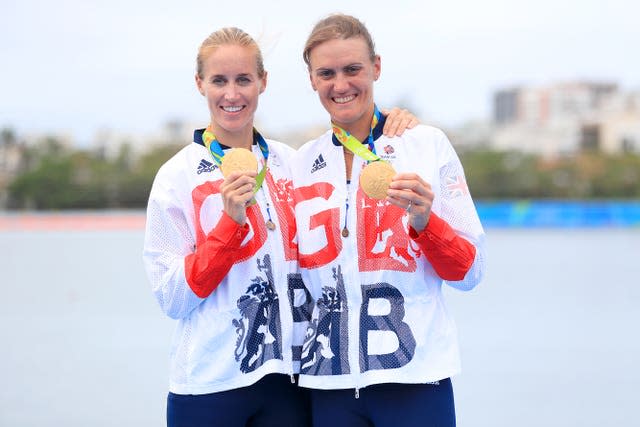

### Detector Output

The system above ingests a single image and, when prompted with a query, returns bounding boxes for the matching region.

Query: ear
[259,71,268,94]
[195,73,205,96]
[373,55,381,81]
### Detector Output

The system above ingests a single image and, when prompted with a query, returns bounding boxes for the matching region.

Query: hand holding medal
[220,168,258,225]
[219,148,258,225]
[204,127,275,228]
[387,172,434,233]
[333,105,430,235]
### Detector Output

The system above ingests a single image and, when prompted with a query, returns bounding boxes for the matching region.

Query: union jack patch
[445,175,469,198]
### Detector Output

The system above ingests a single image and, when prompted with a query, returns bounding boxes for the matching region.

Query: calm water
[1,227,639,426]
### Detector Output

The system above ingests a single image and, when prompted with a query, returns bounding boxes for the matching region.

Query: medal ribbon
[202,125,269,194]
[331,104,383,163]
[332,105,387,237]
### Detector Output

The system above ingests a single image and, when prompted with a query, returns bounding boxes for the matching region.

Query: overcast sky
[1,0,637,144]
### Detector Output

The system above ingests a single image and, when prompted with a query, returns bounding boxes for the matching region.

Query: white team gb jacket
[143,131,310,395]
[291,123,486,392]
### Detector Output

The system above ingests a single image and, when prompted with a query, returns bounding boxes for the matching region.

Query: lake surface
[1,226,638,426]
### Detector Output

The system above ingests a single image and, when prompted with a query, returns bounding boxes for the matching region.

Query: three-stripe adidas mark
[311,154,326,173]
[197,159,216,174]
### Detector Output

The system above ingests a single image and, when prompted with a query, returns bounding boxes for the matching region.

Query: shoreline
[1,200,639,230]
[0,211,146,231]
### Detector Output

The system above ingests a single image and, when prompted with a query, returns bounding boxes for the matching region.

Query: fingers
[224,170,258,182]
[385,187,433,226]
[222,171,257,193]
[381,107,405,137]
[386,186,434,210]
[407,116,419,130]
[385,190,414,211]
[221,172,258,224]
[388,173,431,197]
[392,110,420,135]
[381,107,420,137]
[385,173,434,225]
[396,116,414,136]
[223,174,257,201]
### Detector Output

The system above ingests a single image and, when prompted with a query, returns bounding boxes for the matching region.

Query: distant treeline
[460,149,640,200]
[4,137,640,210]
[5,138,184,210]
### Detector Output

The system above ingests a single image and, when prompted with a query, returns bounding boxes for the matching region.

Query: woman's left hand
[386,172,434,232]
[380,107,420,137]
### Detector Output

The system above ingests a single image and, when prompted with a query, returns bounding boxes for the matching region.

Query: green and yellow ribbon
[202,125,268,194]
[331,104,382,163]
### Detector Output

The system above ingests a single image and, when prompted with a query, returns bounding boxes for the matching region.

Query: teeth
[223,106,243,112]
[334,95,355,104]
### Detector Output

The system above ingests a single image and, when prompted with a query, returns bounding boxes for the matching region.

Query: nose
[225,83,240,101]
[333,73,349,93]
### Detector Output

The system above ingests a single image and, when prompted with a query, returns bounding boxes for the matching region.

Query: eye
[316,69,335,79]
[211,76,226,86]
[344,65,362,76]
[237,75,252,85]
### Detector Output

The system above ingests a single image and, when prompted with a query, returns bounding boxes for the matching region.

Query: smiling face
[196,44,267,138]
[308,36,380,139]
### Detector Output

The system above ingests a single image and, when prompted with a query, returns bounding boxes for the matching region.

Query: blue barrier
[476,200,640,228]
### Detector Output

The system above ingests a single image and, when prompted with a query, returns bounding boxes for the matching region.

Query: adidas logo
[197,159,216,174]
[310,154,326,173]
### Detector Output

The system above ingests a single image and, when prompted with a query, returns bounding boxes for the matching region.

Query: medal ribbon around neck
[202,125,269,194]
[331,104,383,163]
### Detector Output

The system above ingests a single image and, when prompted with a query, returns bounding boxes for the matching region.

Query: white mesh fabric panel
[436,155,486,291]
[143,182,203,320]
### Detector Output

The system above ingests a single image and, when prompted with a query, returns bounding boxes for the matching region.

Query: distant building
[488,81,639,156]
[494,89,519,124]
[494,82,617,125]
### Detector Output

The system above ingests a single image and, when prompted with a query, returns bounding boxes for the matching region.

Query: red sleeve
[409,213,476,281]
[184,212,249,298]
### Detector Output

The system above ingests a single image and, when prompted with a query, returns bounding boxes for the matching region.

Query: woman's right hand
[220,171,257,225]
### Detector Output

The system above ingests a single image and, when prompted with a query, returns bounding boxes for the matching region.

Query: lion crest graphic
[232,254,282,373]
[300,265,350,375]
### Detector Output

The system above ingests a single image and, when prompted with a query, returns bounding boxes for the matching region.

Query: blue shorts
[310,378,455,427]
[167,373,311,427]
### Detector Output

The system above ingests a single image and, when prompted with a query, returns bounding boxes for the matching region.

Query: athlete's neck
[210,123,253,150]
[333,103,376,143]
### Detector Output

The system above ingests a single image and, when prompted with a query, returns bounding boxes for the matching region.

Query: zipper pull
[290,374,296,384]
[355,387,360,399]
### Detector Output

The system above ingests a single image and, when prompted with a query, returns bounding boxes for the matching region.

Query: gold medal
[266,220,276,231]
[341,227,349,237]
[359,161,396,200]
[219,148,258,178]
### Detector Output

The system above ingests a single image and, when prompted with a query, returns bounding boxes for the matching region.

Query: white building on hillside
[490,82,640,156]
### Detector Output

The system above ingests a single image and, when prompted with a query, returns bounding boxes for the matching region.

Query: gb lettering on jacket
[294,181,421,270]
[191,173,298,262]
[294,181,420,376]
